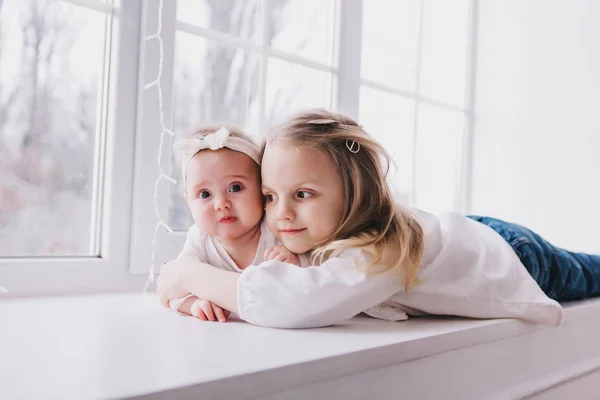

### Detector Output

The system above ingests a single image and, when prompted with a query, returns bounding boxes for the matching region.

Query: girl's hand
[156,260,196,308]
[190,298,231,322]
[264,245,302,266]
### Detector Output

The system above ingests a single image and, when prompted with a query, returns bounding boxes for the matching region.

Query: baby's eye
[264,193,276,202]
[199,190,211,199]
[296,190,314,199]
[229,183,243,193]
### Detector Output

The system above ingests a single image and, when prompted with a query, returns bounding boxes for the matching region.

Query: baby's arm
[264,245,302,266]
[168,226,230,321]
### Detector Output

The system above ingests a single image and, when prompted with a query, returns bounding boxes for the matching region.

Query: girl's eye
[199,190,211,199]
[229,183,243,193]
[297,190,314,199]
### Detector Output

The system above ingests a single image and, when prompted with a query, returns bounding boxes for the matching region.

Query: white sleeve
[237,250,402,328]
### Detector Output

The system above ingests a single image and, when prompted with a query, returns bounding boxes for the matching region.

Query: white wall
[470,0,600,252]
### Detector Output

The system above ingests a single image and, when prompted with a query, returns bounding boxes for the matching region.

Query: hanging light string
[143,0,176,292]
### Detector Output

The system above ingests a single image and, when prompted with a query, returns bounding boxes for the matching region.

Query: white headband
[173,127,261,180]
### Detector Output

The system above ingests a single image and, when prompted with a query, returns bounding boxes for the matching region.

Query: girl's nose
[276,201,295,221]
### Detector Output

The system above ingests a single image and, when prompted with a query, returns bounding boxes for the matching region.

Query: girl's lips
[280,228,306,234]
[219,216,238,224]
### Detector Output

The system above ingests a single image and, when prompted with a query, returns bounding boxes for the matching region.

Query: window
[359,0,471,214]
[0,0,112,256]
[0,0,145,296]
[2,0,475,295]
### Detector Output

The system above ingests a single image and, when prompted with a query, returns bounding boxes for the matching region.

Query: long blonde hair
[266,109,425,291]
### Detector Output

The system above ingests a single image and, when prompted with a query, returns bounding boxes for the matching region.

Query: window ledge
[1,294,599,399]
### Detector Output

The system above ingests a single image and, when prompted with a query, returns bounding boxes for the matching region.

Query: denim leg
[467,215,600,302]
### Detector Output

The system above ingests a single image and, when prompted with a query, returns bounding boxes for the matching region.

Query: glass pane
[361,0,421,92]
[176,0,260,41]
[170,33,259,231]
[265,58,333,126]
[359,87,415,198]
[419,0,470,106]
[0,0,109,257]
[269,0,337,66]
[414,104,464,214]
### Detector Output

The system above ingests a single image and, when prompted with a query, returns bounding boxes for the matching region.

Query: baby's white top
[177,219,310,270]
[236,205,564,328]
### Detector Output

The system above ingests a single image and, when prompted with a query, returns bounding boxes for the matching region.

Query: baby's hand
[264,245,301,266]
[171,295,230,322]
[190,298,230,322]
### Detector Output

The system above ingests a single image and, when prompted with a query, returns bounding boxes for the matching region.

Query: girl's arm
[158,250,402,329]
[237,250,402,328]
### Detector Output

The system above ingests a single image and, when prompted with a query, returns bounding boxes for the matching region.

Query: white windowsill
[1,294,599,399]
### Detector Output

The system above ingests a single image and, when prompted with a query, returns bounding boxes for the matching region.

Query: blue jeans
[467,216,600,302]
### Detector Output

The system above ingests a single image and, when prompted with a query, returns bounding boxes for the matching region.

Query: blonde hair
[266,109,425,291]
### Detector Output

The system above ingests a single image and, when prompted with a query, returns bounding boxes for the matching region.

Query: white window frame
[459,0,478,214]
[0,0,148,296]
[129,0,178,275]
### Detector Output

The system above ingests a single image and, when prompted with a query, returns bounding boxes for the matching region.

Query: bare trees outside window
[0,0,110,256]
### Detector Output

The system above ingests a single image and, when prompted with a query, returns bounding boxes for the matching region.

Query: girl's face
[185,149,263,241]
[261,143,344,254]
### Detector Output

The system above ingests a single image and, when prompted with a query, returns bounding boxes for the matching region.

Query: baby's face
[185,149,263,241]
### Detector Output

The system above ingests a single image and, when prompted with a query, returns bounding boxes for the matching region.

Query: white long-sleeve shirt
[236,208,563,329]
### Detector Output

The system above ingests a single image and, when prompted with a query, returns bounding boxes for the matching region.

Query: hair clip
[308,118,338,125]
[346,139,360,154]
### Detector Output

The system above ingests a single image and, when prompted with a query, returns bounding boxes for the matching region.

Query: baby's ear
[183,191,188,204]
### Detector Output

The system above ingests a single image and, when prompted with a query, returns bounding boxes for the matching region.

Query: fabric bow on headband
[173,127,261,180]
[198,126,230,150]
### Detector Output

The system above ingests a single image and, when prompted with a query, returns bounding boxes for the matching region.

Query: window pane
[176,0,260,41]
[415,104,464,214]
[269,0,337,66]
[359,87,415,197]
[265,58,333,126]
[419,0,469,106]
[169,33,259,231]
[361,0,420,92]
[0,0,110,256]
